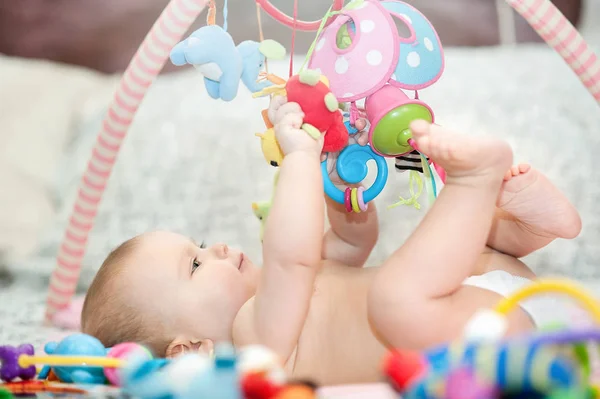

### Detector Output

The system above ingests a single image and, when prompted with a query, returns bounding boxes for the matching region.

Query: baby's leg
[487,164,582,258]
[368,122,533,349]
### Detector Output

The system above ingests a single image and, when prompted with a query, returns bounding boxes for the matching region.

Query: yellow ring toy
[351,188,361,213]
[493,278,600,324]
[19,355,124,368]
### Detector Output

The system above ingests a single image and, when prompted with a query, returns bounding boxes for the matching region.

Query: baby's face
[124,231,259,341]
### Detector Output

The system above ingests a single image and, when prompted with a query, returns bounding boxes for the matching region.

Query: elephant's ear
[259,40,286,60]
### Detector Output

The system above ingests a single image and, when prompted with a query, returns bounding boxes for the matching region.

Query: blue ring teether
[321,144,388,204]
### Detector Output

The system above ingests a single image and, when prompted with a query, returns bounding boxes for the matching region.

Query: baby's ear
[165,337,214,359]
[166,338,191,358]
[195,339,214,359]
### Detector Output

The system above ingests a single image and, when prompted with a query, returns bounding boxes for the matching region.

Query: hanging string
[255,2,268,74]
[207,0,217,25]
[300,6,342,72]
[388,171,424,210]
[289,0,299,77]
[223,0,229,31]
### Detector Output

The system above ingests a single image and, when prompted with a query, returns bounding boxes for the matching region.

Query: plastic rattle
[0,344,36,383]
[322,144,388,213]
[104,342,153,386]
[445,367,498,399]
[365,85,434,158]
[0,341,151,386]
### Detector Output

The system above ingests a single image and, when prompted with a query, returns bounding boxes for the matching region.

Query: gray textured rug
[2,41,600,348]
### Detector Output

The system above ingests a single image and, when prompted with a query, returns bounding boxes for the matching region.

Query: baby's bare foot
[498,164,582,239]
[410,121,512,187]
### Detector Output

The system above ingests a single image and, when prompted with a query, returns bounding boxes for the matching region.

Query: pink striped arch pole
[44,0,209,323]
[44,0,600,323]
[506,0,600,103]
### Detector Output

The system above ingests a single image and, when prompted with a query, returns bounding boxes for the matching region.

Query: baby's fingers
[278,111,304,130]
[275,102,303,125]
[268,94,287,123]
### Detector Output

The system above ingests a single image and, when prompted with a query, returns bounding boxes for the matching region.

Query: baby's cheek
[213,269,249,299]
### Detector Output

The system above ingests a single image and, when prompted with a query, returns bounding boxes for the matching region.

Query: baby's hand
[321,117,370,185]
[268,94,287,126]
[274,102,324,157]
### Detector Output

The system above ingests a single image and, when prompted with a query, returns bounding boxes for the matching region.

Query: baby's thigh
[478,247,537,278]
[368,284,533,349]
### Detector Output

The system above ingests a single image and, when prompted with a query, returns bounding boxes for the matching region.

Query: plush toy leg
[219,75,241,102]
[203,78,221,100]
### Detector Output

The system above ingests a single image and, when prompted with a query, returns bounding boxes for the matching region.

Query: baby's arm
[253,101,324,362]
[323,189,378,267]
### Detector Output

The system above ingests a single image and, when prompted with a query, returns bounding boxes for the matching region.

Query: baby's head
[81,231,259,357]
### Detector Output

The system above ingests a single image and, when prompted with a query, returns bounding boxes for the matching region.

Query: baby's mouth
[238,254,244,271]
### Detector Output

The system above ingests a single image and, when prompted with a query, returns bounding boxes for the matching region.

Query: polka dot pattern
[316,38,326,52]
[335,56,349,74]
[366,50,383,66]
[407,52,420,68]
[308,1,398,101]
[382,1,445,90]
[424,37,434,51]
[360,20,375,33]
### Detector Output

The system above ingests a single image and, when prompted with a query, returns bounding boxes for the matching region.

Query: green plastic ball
[0,389,14,399]
[371,103,433,156]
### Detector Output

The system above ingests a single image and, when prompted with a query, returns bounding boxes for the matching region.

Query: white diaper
[462,270,577,329]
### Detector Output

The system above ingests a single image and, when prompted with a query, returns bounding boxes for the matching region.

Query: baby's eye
[191,258,202,275]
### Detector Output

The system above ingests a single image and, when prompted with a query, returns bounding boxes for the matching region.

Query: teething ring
[322,144,388,209]
[256,0,344,31]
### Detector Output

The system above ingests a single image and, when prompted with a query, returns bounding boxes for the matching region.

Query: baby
[82,100,581,386]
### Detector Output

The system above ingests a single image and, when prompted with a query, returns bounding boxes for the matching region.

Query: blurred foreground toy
[122,342,316,399]
[384,278,600,398]
[0,380,87,396]
[0,345,36,383]
[1,333,151,386]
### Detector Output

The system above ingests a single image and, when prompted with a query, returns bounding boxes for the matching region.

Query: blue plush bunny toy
[170,25,286,101]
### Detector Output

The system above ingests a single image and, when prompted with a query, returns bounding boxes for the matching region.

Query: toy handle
[256,0,344,31]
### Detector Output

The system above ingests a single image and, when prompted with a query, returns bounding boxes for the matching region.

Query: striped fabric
[506,0,600,103]
[394,150,429,174]
[44,0,209,322]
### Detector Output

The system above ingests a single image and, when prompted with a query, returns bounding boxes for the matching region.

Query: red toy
[383,349,428,391]
[241,371,318,399]
[241,372,283,399]
[285,71,348,153]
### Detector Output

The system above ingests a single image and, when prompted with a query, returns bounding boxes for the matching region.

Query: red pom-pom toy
[285,70,348,153]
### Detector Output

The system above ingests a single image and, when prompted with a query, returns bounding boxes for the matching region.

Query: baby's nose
[213,244,229,259]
